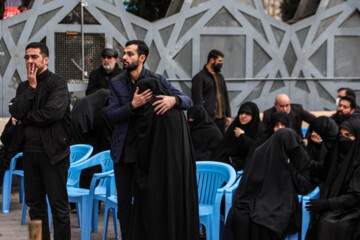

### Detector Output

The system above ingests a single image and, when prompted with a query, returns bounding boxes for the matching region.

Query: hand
[225,117,232,127]
[234,127,244,138]
[11,117,17,125]
[310,131,322,144]
[152,95,176,115]
[131,87,153,109]
[27,63,38,88]
[305,199,329,214]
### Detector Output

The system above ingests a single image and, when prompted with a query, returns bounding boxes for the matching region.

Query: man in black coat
[9,42,71,240]
[85,48,123,96]
[191,49,232,134]
[262,93,315,138]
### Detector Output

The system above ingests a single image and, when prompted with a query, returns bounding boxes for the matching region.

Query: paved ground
[0,187,119,240]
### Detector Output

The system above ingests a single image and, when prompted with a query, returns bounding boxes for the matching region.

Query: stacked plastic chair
[102,173,119,240]
[67,150,114,240]
[196,161,236,240]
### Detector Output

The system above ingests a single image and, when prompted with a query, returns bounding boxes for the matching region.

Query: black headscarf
[211,102,263,170]
[306,117,338,164]
[226,128,313,238]
[131,78,199,240]
[187,105,222,160]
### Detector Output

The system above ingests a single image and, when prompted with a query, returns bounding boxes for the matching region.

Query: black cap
[101,48,118,58]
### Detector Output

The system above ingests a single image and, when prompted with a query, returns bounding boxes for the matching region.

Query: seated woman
[211,102,263,171]
[255,111,290,148]
[306,117,360,240]
[223,128,315,240]
[187,105,223,160]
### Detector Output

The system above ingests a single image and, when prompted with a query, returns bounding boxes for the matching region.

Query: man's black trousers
[23,152,71,240]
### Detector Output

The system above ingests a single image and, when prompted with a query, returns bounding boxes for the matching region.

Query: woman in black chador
[212,102,263,171]
[187,105,223,160]
[223,128,315,240]
[305,117,360,240]
[129,78,199,240]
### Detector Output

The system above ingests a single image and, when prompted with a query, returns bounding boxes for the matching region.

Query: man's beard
[102,62,116,72]
[123,59,139,72]
[212,63,222,73]
[335,111,351,124]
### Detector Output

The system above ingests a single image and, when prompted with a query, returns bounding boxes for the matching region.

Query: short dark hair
[26,42,49,57]
[340,96,356,109]
[207,49,224,63]
[125,40,149,62]
[338,87,356,100]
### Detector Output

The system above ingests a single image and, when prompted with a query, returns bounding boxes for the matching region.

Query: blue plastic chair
[2,152,24,214]
[196,161,236,240]
[301,187,320,240]
[69,144,93,165]
[224,170,243,220]
[285,187,320,240]
[102,173,120,240]
[67,150,113,240]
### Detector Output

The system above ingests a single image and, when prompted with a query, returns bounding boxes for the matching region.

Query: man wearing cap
[85,48,123,96]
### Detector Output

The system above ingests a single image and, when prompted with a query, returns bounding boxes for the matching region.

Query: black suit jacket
[262,104,315,138]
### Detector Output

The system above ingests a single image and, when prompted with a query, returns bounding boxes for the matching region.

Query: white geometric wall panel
[0,0,359,117]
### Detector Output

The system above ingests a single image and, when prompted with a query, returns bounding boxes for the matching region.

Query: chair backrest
[196,161,236,205]
[69,144,93,165]
[67,150,113,187]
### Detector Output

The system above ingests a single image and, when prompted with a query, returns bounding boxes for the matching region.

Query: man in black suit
[262,93,315,138]
[191,49,232,134]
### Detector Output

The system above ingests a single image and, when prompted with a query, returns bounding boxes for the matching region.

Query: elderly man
[85,48,123,96]
[262,93,315,138]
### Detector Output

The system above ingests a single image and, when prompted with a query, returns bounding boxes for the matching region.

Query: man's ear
[351,108,355,114]
[139,54,146,64]
[44,57,49,66]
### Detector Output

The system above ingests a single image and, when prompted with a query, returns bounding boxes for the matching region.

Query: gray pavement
[0,189,119,240]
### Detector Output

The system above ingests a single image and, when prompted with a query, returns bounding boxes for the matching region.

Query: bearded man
[191,49,232,134]
[85,48,123,95]
[331,96,357,125]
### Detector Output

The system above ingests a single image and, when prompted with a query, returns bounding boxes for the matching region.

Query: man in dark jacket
[9,42,71,240]
[262,93,315,138]
[191,49,232,134]
[85,48,123,96]
[108,40,191,240]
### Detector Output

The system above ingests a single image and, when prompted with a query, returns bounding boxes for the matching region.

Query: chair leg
[92,200,99,232]
[80,196,92,240]
[111,207,119,239]
[2,170,12,214]
[21,201,27,225]
[76,202,81,227]
[17,175,24,203]
[103,205,110,240]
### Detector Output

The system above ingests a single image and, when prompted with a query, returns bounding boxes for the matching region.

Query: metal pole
[80,0,87,81]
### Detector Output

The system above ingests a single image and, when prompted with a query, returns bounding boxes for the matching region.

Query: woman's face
[340,128,356,141]
[238,112,253,125]
[273,121,286,132]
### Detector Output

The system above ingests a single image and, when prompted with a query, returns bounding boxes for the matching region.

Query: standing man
[262,93,315,138]
[85,48,123,96]
[191,49,232,134]
[108,40,191,240]
[9,42,71,240]
[331,96,356,125]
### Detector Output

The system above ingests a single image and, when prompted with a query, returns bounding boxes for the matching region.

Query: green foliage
[124,0,172,22]
[280,0,301,22]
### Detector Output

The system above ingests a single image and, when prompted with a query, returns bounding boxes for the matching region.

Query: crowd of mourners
[1,41,359,240]
[188,89,360,240]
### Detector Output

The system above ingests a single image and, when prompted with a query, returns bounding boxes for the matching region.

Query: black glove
[305,199,329,214]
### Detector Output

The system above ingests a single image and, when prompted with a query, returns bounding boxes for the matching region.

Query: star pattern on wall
[0,0,360,116]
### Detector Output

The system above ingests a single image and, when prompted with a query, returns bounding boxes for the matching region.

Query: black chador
[129,78,199,240]
[306,117,360,240]
[223,128,315,240]
[212,102,263,171]
[187,105,222,160]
